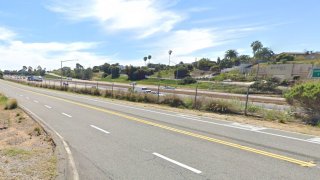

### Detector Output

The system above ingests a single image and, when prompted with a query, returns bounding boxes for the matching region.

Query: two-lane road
[1,80,319,179]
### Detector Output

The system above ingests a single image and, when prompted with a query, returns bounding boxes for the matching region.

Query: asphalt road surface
[1,80,319,180]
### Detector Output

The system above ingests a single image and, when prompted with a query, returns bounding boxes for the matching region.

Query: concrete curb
[19,105,79,180]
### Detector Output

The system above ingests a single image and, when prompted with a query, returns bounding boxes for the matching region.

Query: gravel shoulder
[0,105,57,180]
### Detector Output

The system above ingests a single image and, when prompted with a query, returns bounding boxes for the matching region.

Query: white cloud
[48,0,183,38]
[0,27,110,70]
[0,27,16,41]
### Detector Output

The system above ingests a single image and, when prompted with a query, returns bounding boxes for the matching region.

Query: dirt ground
[0,106,56,180]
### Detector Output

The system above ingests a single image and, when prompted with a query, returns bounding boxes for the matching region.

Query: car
[162,86,175,90]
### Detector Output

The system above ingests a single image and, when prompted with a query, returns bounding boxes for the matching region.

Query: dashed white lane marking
[62,113,72,118]
[231,122,267,131]
[25,97,30,100]
[307,138,320,144]
[90,125,110,134]
[44,105,52,109]
[19,105,79,180]
[153,152,202,174]
[19,95,23,97]
[33,100,39,103]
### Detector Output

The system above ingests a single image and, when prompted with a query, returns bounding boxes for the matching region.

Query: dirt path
[0,105,56,179]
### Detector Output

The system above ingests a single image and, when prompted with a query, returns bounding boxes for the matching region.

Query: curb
[19,105,79,180]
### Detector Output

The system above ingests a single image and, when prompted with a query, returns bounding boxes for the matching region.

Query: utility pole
[194,82,199,109]
[168,50,173,66]
[60,59,78,87]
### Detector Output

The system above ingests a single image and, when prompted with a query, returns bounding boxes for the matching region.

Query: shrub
[162,95,185,107]
[285,81,320,125]
[204,99,241,114]
[178,77,197,85]
[5,99,18,110]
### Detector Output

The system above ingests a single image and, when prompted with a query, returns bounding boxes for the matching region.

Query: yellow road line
[4,81,316,167]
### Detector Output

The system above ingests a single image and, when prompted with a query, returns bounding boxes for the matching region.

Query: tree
[83,68,93,80]
[219,59,233,69]
[255,47,274,61]
[174,66,189,79]
[238,55,251,63]
[285,82,320,125]
[110,66,120,79]
[251,41,263,56]
[147,55,152,64]
[217,57,221,65]
[0,70,3,79]
[92,66,100,73]
[276,54,294,62]
[225,49,238,60]
[195,58,216,71]
[143,57,148,66]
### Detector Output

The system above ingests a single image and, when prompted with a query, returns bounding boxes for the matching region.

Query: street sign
[312,69,320,78]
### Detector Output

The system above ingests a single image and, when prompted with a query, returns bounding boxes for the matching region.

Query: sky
[0,0,320,70]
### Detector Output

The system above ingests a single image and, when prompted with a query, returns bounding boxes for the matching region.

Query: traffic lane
[1,81,320,179]
[10,81,320,160]
[0,83,204,179]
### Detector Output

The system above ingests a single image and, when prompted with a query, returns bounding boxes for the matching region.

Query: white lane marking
[5,81,320,145]
[25,97,30,100]
[307,138,320,144]
[178,114,201,119]
[62,113,72,118]
[33,100,39,103]
[231,122,266,131]
[19,95,23,97]
[153,152,202,174]
[44,105,52,109]
[90,125,110,134]
[19,105,79,180]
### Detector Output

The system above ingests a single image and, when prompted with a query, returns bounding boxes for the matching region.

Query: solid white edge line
[44,105,52,109]
[4,81,320,145]
[153,152,202,174]
[19,105,79,180]
[62,113,72,118]
[90,125,110,134]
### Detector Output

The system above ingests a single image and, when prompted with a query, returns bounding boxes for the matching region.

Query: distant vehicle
[162,86,175,90]
[67,77,72,81]
[27,76,43,82]
[135,87,152,93]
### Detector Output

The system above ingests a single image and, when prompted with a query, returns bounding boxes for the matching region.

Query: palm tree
[147,55,152,65]
[251,41,263,57]
[225,49,238,60]
[168,50,173,66]
[143,56,148,66]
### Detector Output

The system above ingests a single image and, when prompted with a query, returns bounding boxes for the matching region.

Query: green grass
[2,148,31,157]
[44,74,60,79]
[149,69,175,78]
[0,94,8,105]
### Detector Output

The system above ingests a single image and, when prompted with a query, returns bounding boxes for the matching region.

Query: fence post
[194,82,199,108]
[111,83,114,98]
[157,82,160,103]
[85,82,87,89]
[244,86,250,116]
[97,82,99,89]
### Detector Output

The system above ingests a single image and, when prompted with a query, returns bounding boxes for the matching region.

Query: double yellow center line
[6,81,316,167]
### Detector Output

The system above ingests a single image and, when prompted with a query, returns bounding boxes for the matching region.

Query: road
[7,77,290,111]
[0,80,319,179]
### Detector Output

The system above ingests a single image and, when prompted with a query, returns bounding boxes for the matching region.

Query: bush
[285,81,320,125]
[178,77,197,85]
[162,95,185,107]
[5,99,18,110]
[204,99,241,114]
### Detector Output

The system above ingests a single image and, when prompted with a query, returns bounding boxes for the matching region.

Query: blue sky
[0,0,320,70]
